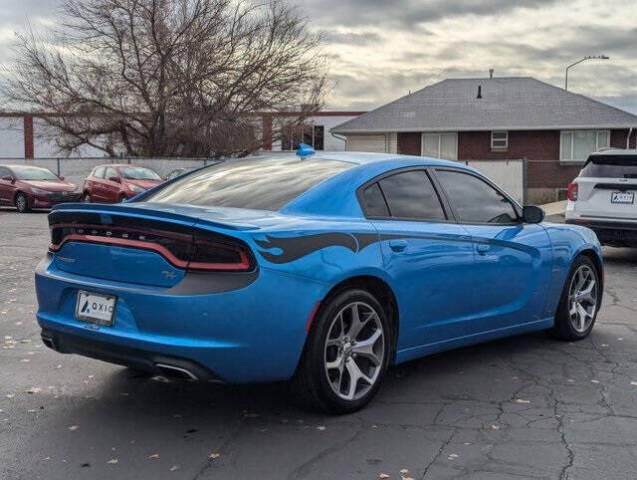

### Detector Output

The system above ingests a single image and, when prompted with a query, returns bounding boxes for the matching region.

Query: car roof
[0,164,50,169]
[310,151,462,168]
[589,149,637,156]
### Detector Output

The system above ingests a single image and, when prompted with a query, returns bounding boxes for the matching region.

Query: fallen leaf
[5,394,14,399]
[149,454,160,459]
[514,398,530,404]
[491,424,500,430]
[169,465,180,471]
[631,381,637,387]
[107,458,118,464]
[448,453,459,460]
[26,387,42,394]
[379,474,390,479]
[68,425,79,431]
[316,425,326,431]
[209,452,220,459]
[400,469,409,474]
[591,379,600,384]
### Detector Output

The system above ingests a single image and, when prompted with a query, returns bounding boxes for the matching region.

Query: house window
[422,132,458,160]
[491,131,508,150]
[281,124,324,150]
[560,130,610,162]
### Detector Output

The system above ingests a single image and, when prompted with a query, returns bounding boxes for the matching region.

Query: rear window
[143,156,352,210]
[581,154,637,178]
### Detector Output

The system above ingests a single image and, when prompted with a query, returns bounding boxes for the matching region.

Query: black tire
[15,192,30,213]
[292,289,392,414]
[551,255,601,341]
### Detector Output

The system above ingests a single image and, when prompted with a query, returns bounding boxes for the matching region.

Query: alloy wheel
[323,301,385,401]
[568,264,598,333]
[15,194,27,212]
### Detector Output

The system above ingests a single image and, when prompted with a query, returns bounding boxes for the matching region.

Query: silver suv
[565,149,637,247]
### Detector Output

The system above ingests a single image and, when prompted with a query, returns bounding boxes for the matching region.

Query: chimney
[477,85,482,99]
[489,69,494,79]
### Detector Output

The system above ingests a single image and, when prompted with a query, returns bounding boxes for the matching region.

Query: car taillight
[189,236,252,271]
[567,182,578,201]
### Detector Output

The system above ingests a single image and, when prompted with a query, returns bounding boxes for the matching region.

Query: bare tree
[2,0,327,157]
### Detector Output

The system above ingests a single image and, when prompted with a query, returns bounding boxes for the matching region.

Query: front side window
[105,167,118,180]
[561,130,610,162]
[94,167,106,178]
[376,170,446,220]
[436,170,518,224]
[119,166,161,180]
[422,132,458,160]
[144,156,352,211]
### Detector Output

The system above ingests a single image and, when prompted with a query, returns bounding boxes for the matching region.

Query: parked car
[0,164,82,213]
[566,149,637,247]
[36,149,603,413]
[83,164,163,203]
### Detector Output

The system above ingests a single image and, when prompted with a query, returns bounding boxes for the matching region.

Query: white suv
[565,149,637,247]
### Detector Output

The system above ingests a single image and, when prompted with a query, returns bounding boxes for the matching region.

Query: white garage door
[346,135,387,152]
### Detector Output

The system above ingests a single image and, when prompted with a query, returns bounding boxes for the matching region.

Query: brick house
[331,77,637,203]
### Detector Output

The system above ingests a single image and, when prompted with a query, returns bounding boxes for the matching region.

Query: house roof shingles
[331,77,637,134]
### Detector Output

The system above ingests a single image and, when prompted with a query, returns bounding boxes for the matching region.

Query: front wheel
[551,255,600,340]
[292,289,391,413]
[15,193,30,213]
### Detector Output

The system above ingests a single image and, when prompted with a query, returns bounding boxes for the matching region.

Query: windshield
[12,166,60,181]
[119,166,162,180]
[144,156,352,210]
[581,154,637,178]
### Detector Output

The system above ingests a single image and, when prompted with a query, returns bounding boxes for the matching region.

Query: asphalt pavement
[2,208,637,480]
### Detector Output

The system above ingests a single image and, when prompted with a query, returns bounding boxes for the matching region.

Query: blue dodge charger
[35,149,603,412]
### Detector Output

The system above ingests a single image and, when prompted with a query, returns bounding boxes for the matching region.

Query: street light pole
[565,55,610,91]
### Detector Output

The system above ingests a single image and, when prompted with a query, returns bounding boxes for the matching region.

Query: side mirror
[58,175,65,181]
[522,205,545,224]
[1,175,14,183]
[109,176,121,183]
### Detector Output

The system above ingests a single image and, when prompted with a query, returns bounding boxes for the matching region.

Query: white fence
[463,159,526,204]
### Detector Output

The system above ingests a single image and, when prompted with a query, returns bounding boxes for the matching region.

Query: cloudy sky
[1,0,636,113]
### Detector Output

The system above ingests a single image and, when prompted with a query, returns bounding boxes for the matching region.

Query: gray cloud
[299,0,557,28]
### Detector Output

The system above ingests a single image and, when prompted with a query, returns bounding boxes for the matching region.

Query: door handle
[389,239,407,252]
[476,244,491,255]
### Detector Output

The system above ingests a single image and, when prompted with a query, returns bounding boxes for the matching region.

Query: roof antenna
[489,69,494,79]
[477,85,482,99]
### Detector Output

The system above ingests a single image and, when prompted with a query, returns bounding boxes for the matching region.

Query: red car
[0,164,82,213]
[83,164,163,203]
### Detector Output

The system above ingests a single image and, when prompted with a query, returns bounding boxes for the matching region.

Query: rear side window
[144,156,352,211]
[436,170,518,224]
[362,183,389,217]
[376,170,446,220]
[105,167,118,179]
[581,155,637,178]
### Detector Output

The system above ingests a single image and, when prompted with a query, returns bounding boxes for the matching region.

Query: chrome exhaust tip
[155,363,198,380]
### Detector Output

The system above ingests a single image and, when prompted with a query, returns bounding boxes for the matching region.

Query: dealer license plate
[75,291,116,326]
[611,191,634,204]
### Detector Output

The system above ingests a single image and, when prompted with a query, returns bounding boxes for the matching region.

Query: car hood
[23,180,77,192]
[125,179,163,189]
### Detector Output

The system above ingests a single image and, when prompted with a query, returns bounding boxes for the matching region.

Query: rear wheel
[15,193,30,213]
[552,255,600,340]
[292,289,391,413]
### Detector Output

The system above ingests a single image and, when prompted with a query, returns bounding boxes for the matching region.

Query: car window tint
[0,167,10,178]
[105,167,118,179]
[94,167,105,178]
[362,183,389,217]
[144,156,352,211]
[581,154,637,178]
[378,170,445,220]
[436,170,518,224]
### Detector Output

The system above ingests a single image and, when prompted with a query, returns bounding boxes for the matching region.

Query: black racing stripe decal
[255,233,360,264]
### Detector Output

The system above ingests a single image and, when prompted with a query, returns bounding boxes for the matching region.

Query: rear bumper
[35,255,327,383]
[565,219,637,246]
[41,328,222,381]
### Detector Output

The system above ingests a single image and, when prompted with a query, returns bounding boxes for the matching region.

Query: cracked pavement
[1,209,637,479]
